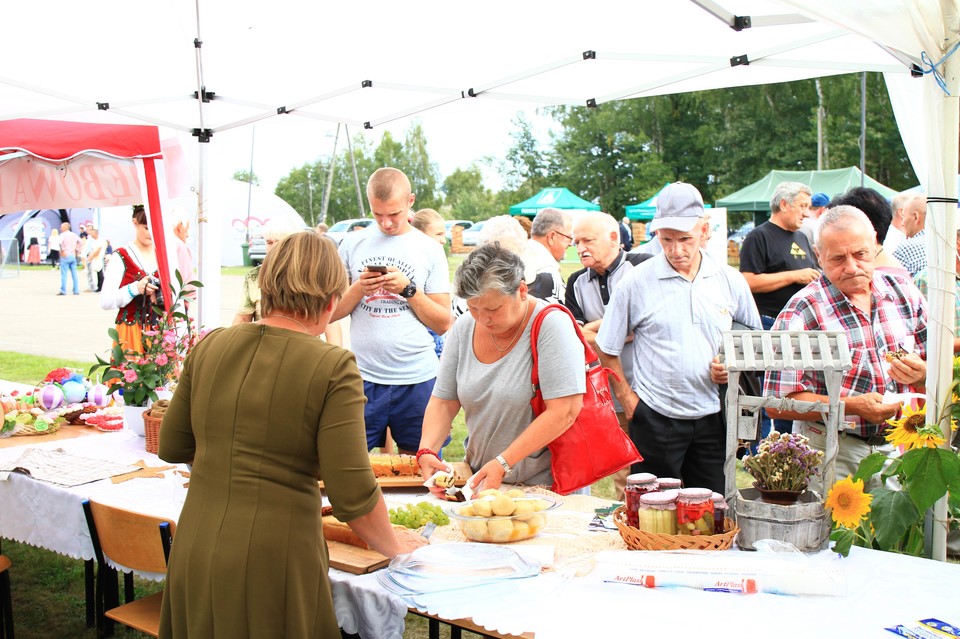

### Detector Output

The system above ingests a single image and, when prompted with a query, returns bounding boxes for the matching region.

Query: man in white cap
[596,182,760,493]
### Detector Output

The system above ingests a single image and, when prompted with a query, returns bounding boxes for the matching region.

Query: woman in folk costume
[100,205,162,355]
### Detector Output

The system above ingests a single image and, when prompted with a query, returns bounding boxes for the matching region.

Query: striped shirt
[892,229,927,277]
[764,272,928,437]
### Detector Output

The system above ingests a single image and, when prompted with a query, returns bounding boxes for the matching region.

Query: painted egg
[87,384,112,407]
[38,385,64,410]
[61,380,87,404]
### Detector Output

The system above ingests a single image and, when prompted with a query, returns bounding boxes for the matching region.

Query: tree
[402,123,442,210]
[232,170,260,186]
[442,166,497,220]
[503,114,550,199]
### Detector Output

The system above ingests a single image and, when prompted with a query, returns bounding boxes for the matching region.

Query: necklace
[490,300,531,353]
[264,314,311,334]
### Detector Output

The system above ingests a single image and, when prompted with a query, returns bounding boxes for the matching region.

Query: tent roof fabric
[0,119,162,162]
[509,188,601,216]
[714,167,899,212]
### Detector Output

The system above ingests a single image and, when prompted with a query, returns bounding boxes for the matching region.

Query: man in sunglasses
[522,207,573,305]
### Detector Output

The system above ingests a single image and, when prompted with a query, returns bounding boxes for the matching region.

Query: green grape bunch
[388,501,450,529]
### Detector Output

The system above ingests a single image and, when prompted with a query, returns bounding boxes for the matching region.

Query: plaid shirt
[763,272,927,436]
[892,229,927,278]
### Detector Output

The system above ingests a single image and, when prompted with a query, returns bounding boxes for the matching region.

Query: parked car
[326,218,374,245]
[444,219,473,243]
[460,220,486,247]
[248,235,267,266]
[727,221,755,247]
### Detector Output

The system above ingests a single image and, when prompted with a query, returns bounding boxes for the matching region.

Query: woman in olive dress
[158,232,425,639]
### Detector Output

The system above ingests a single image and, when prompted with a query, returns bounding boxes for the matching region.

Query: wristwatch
[399,281,417,298]
[495,454,512,475]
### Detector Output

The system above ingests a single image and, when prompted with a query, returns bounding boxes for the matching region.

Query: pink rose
[155,353,168,366]
[123,369,138,383]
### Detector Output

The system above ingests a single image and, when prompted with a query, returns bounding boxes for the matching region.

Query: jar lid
[626,472,657,485]
[711,491,728,506]
[677,487,713,503]
[657,477,682,489]
[659,488,681,501]
[639,491,677,506]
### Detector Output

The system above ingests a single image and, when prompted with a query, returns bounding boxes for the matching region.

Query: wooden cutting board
[320,460,472,489]
[327,540,389,574]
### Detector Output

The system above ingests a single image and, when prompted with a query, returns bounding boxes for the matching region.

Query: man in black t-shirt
[739,182,820,328]
[739,181,821,442]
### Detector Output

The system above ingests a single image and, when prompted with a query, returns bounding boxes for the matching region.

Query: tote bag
[530,304,642,495]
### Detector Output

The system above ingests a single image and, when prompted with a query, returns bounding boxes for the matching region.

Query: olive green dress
[158,324,382,639]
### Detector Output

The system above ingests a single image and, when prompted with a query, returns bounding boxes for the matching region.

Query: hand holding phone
[365,264,389,274]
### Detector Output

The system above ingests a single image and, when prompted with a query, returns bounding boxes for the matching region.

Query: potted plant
[89,274,203,435]
[742,431,824,504]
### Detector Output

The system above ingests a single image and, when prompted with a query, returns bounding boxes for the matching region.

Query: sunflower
[885,404,948,449]
[825,476,872,528]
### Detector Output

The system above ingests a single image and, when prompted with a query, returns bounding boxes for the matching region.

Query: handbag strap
[529,303,603,393]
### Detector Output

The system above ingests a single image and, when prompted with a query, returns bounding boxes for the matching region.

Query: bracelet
[415,448,439,464]
[126,284,136,297]
[495,454,512,475]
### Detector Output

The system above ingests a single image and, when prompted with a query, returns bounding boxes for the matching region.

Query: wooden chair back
[83,500,176,574]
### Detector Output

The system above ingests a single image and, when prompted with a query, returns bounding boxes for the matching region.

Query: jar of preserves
[656,477,682,491]
[711,492,728,535]
[676,487,714,535]
[637,491,677,535]
[624,473,658,528]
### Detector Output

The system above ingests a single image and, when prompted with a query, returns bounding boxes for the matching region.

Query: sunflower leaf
[900,448,951,512]
[853,452,887,483]
[830,527,855,557]
[868,488,919,551]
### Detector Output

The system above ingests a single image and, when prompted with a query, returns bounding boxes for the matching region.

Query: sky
[203,104,558,197]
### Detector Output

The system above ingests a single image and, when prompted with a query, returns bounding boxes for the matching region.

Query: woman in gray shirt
[416,243,586,490]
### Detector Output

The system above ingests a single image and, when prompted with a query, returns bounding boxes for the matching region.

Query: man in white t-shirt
[335,167,452,454]
[522,208,572,305]
[84,227,107,292]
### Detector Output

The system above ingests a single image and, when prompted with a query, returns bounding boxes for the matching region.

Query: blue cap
[811,192,830,208]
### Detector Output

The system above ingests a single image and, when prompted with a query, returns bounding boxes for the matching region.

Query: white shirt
[882,226,906,255]
[522,239,564,304]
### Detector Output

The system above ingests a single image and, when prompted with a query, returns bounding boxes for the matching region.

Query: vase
[753,483,804,505]
[123,404,150,437]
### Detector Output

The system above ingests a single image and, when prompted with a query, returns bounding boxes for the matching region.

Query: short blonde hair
[367,167,411,202]
[258,232,347,319]
[412,208,444,232]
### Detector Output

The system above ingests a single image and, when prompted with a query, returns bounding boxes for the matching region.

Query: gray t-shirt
[339,226,450,384]
[433,300,585,486]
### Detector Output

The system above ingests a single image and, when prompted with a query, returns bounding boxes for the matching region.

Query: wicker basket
[143,410,163,454]
[612,506,739,551]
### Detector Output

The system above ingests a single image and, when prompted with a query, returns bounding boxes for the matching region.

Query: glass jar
[676,488,714,535]
[711,492,728,535]
[637,491,677,535]
[624,473,658,528]
[656,477,682,491]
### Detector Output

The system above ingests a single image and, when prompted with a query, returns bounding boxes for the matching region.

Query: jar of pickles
[676,488,714,535]
[624,473,658,528]
[711,492,728,535]
[656,477,682,491]
[637,491,677,535]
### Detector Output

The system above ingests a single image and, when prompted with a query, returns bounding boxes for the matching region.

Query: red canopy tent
[0,119,175,311]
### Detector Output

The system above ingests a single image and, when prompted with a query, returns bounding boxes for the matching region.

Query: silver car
[326,218,374,245]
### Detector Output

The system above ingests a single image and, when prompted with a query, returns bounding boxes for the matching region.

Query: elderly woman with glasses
[416,242,586,492]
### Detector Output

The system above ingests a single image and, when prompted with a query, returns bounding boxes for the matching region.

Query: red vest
[115,247,160,328]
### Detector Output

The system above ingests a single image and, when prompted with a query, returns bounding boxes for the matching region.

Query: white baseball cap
[649,182,706,233]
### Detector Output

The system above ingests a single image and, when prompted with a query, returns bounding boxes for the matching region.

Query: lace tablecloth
[2,434,958,638]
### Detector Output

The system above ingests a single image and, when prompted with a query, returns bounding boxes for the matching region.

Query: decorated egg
[61,380,87,404]
[87,384,112,407]
[38,384,64,410]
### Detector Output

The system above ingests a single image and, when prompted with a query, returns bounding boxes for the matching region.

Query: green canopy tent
[509,187,600,217]
[715,167,898,225]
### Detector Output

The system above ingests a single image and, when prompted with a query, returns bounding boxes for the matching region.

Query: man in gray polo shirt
[565,211,651,499]
[596,183,760,493]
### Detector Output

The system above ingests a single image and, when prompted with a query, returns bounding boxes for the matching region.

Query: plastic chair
[82,500,175,638]
[0,554,12,639]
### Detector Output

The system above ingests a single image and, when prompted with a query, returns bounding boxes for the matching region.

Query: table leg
[85,559,95,628]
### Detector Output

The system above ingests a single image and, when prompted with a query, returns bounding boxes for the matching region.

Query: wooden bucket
[735,488,829,552]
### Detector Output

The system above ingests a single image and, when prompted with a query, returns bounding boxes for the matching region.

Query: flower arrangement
[829,391,960,557]
[90,273,204,407]
[742,431,824,492]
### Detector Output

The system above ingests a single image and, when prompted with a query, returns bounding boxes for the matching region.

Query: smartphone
[365,265,389,273]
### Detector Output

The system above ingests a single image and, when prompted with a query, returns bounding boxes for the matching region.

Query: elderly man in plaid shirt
[764,206,927,490]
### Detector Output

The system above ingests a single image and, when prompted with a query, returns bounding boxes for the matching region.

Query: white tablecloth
[2,433,958,639]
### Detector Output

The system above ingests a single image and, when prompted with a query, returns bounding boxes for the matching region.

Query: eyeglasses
[554,230,573,243]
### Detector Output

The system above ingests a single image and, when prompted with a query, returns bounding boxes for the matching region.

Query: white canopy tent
[2,0,957,554]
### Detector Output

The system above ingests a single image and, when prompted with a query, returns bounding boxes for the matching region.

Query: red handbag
[530,304,643,495]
